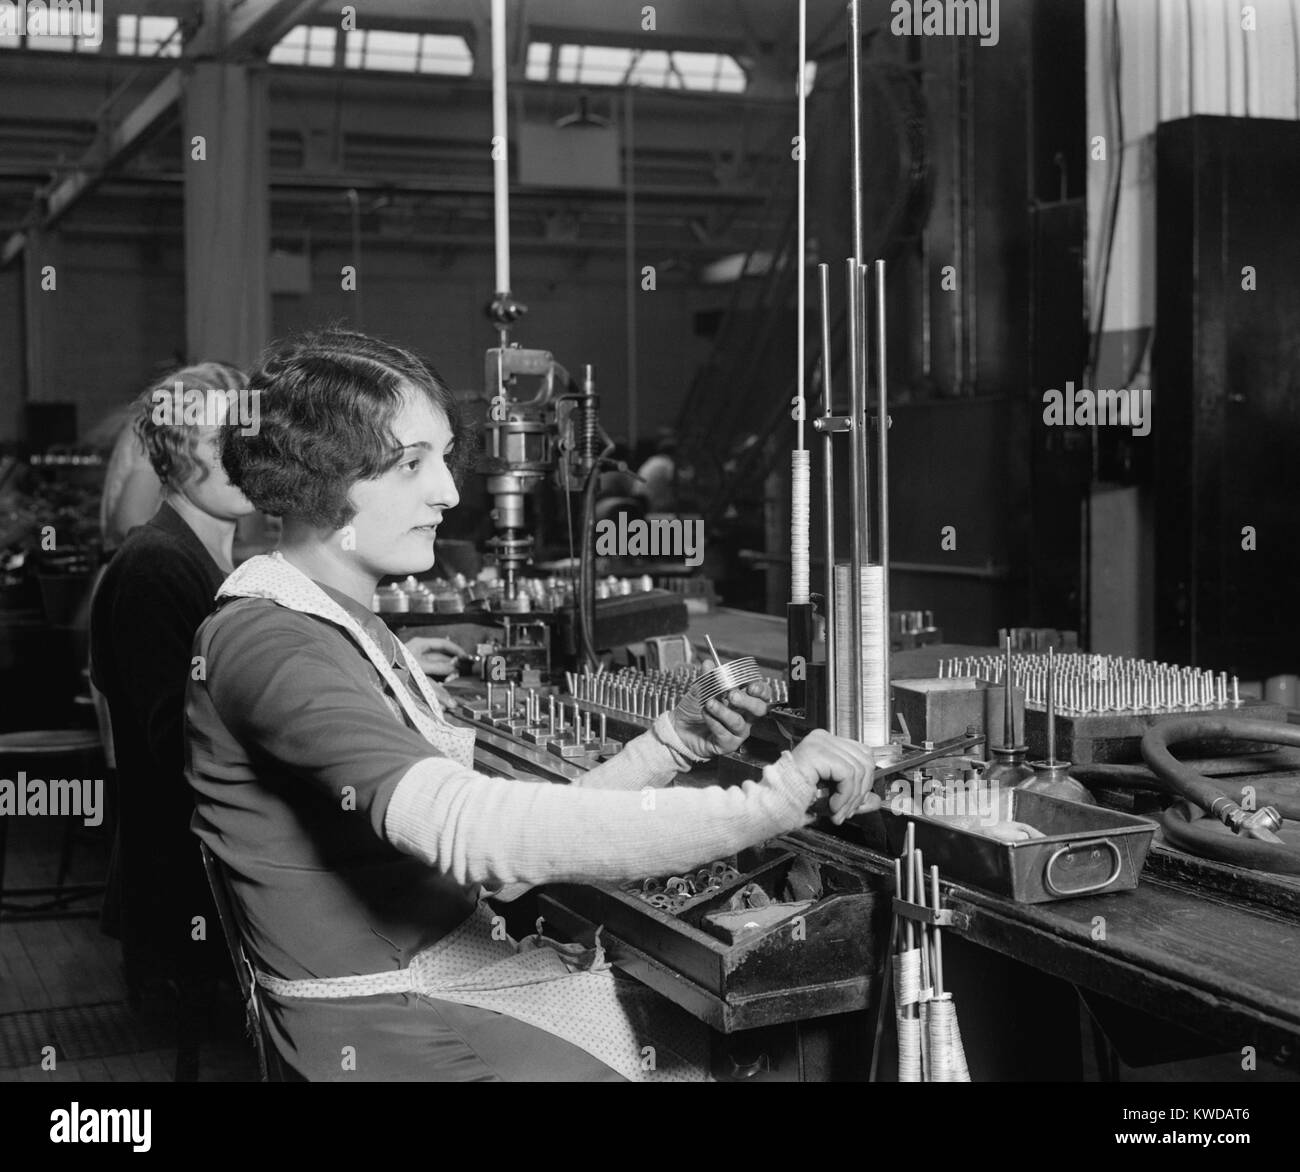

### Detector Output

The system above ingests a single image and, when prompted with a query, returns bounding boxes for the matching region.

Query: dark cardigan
[91,502,229,983]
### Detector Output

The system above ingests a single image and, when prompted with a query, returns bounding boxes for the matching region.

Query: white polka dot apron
[216,553,711,1082]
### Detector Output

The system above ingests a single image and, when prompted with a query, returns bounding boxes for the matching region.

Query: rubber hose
[1140,717,1300,871]
[1158,802,1300,875]
[1070,761,1300,821]
[1140,717,1300,813]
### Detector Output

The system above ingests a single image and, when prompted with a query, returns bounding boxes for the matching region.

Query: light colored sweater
[384,711,818,888]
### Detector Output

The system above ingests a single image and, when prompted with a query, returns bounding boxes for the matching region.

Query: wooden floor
[0,810,257,1083]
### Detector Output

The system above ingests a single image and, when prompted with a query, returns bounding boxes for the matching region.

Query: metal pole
[849,0,864,262]
[819,263,837,734]
[624,86,639,452]
[876,259,890,726]
[491,0,510,306]
[845,258,865,742]
[796,0,807,452]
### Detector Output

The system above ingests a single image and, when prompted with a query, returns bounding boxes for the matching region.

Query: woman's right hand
[788,729,880,825]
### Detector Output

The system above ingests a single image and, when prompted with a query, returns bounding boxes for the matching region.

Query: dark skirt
[263,989,628,1082]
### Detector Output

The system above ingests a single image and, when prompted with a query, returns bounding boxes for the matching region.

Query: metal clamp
[1043,839,1122,897]
[892,898,969,931]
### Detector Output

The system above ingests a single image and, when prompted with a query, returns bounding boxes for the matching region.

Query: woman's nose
[432,465,459,510]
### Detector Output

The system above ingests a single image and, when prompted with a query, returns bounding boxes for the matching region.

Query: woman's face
[178,426,257,521]
[345,390,459,577]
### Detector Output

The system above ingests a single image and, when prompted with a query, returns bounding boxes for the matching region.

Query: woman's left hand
[668,683,770,759]
[403,636,468,680]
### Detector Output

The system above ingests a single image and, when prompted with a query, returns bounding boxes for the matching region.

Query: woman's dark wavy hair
[223,329,473,529]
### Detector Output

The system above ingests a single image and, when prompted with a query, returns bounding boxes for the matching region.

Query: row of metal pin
[566,666,791,722]
[938,653,1242,716]
[569,668,691,720]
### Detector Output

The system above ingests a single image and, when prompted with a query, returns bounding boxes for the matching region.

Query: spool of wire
[894,949,923,1083]
[833,563,888,746]
[790,449,811,604]
[678,656,765,718]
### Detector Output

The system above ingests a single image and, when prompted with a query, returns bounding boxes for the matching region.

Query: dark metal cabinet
[1154,116,1300,677]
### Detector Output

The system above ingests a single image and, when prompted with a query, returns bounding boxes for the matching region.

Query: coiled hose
[1134,718,1300,875]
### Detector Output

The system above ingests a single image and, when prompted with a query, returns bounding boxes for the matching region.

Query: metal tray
[882,789,1158,903]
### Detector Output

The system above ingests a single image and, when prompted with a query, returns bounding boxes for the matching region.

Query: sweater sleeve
[568,711,707,793]
[383,749,818,888]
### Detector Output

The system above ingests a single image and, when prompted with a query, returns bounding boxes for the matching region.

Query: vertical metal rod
[1046,645,1057,763]
[624,86,639,452]
[1004,633,1015,748]
[848,0,864,263]
[903,823,916,952]
[490,0,510,309]
[914,849,930,993]
[930,864,944,996]
[845,259,865,742]
[796,0,807,451]
[875,259,890,726]
[789,4,810,608]
[857,262,871,569]
[818,263,837,735]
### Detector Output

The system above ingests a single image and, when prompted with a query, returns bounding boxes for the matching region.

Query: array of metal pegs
[938,652,1242,717]
[566,665,788,723]
[473,682,621,761]
[623,861,741,914]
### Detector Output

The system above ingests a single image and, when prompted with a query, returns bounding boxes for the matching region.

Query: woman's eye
[401,457,421,473]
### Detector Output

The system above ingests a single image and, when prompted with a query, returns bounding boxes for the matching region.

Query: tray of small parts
[881,787,1158,904]
[539,842,889,1032]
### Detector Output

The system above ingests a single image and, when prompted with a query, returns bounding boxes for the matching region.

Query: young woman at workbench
[185,329,877,1082]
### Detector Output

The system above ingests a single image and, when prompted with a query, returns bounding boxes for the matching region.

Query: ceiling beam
[1,0,320,265]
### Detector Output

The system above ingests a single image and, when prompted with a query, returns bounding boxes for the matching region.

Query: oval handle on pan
[1043,839,1123,897]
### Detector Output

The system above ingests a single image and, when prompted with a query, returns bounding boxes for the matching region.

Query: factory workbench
[806,824,1300,1073]
[462,619,1300,1079]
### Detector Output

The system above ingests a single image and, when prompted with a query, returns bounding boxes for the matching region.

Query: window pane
[116,14,138,55]
[344,30,365,70]
[627,48,671,88]
[419,33,472,75]
[305,26,336,68]
[138,16,180,57]
[268,25,307,66]
[526,42,551,81]
[364,29,420,71]
[556,43,581,84]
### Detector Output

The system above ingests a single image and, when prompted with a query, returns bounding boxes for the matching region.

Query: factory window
[417,33,473,75]
[116,15,181,58]
[526,41,552,81]
[342,29,472,75]
[269,25,337,68]
[543,44,746,93]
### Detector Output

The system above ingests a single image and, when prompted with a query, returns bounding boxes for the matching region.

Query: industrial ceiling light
[554,92,612,129]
